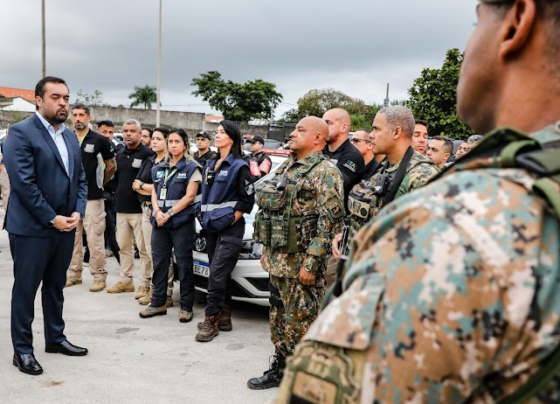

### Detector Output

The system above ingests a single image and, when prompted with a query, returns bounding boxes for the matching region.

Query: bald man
[322,109,365,209]
[248,116,345,390]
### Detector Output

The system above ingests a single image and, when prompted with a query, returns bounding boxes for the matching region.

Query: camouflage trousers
[269,274,325,358]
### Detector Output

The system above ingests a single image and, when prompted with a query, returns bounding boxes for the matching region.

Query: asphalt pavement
[0,209,277,404]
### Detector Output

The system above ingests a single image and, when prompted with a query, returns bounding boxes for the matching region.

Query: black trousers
[205,220,244,317]
[104,198,120,263]
[151,220,196,310]
[10,232,74,354]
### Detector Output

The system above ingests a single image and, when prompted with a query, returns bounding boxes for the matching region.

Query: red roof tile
[0,86,36,104]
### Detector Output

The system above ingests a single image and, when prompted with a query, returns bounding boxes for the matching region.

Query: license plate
[193,260,209,277]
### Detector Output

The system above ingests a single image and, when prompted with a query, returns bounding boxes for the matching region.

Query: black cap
[247,135,265,144]
[97,119,115,128]
[196,131,212,141]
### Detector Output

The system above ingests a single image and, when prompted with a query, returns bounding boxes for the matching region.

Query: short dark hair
[72,103,90,116]
[35,76,67,99]
[97,119,114,128]
[142,127,153,136]
[415,119,428,128]
[356,128,372,134]
[432,135,453,154]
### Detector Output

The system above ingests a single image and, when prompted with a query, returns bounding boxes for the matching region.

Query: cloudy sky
[1,0,479,118]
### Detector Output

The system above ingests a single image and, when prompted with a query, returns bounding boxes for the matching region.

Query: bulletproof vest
[277,126,560,404]
[253,153,326,253]
[347,147,426,234]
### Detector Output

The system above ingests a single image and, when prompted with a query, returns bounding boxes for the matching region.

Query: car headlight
[239,239,263,260]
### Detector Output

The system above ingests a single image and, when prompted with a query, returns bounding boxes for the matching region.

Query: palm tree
[129,85,157,109]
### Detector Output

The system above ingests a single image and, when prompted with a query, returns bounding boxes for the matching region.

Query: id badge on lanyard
[160,168,177,200]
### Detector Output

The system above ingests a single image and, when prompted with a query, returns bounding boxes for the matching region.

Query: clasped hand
[53,212,81,232]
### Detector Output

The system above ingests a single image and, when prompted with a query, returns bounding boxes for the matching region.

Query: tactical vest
[151,158,200,229]
[276,126,560,404]
[347,149,432,234]
[253,153,326,254]
[198,154,247,234]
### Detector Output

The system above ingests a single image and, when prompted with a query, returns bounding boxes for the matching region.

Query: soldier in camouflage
[332,106,438,260]
[248,116,345,390]
[273,0,560,403]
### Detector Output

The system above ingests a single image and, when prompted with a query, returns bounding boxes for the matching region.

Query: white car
[192,154,288,306]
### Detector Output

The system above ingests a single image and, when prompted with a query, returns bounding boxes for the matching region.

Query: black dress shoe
[13,353,43,375]
[45,340,88,356]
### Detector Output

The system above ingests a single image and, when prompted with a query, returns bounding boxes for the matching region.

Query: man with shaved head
[248,116,345,390]
[322,108,365,208]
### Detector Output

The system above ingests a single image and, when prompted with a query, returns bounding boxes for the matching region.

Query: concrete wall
[0,107,277,139]
[87,106,205,132]
[0,106,206,132]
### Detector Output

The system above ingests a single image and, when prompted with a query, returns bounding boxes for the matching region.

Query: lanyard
[162,167,179,189]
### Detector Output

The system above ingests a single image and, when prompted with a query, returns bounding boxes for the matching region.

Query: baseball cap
[247,135,265,144]
[196,131,212,141]
[97,119,115,128]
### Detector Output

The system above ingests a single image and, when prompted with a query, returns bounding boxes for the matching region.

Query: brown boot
[219,305,232,331]
[195,316,219,342]
[197,305,232,331]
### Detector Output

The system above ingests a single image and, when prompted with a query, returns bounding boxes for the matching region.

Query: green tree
[191,71,283,122]
[75,89,107,106]
[129,85,157,109]
[407,48,474,140]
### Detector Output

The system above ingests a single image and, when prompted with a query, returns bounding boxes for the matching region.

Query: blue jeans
[151,219,196,310]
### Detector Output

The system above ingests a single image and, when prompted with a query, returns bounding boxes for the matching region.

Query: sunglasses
[351,138,371,144]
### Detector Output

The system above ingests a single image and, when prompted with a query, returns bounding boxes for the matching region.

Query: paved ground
[0,211,277,404]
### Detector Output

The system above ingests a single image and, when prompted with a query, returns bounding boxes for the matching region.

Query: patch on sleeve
[245,179,255,195]
[281,341,360,404]
[324,196,345,223]
[343,160,357,173]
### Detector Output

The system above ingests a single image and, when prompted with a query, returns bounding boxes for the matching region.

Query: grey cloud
[1,0,479,117]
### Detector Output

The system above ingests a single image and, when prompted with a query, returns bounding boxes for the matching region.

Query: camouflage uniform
[274,123,560,404]
[258,152,345,358]
[347,150,439,234]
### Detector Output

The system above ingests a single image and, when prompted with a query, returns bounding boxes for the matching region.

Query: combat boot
[247,354,286,390]
[198,305,233,331]
[195,316,219,342]
[218,304,232,331]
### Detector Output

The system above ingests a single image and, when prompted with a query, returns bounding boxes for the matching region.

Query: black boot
[247,354,286,390]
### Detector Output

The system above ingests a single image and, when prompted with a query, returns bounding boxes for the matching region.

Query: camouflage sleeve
[337,169,560,403]
[302,164,345,275]
[395,163,439,199]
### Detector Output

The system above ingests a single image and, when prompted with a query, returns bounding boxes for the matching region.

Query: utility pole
[41,0,46,77]
[156,0,162,126]
[384,83,390,107]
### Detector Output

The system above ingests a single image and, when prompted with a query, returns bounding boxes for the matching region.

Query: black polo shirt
[323,138,365,199]
[79,130,115,200]
[115,143,155,213]
[194,149,218,169]
[363,158,379,181]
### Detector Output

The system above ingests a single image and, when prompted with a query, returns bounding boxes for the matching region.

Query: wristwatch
[168,208,175,217]
[47,217,56,228]
[139,182,144,190]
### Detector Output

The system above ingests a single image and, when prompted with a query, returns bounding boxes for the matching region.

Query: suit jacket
[3,113,87,237]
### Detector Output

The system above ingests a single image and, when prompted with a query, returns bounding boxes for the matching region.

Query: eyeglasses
[351,138,371,144]
[458,146,471,152]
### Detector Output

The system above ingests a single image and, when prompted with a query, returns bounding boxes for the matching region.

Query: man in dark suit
[3,76,89,376]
